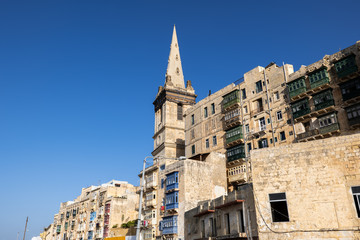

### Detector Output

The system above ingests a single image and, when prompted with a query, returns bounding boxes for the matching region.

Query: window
[211,103,215,114]
[275,137,278,142]
[259,117,266,131]
[205,139,209,148]
[280,131,286,141]
[241,88,247,99]
[255,80,263,93]
[201,220,205,238]
[161,179,164,188]
[267,118,270,124]
[204,107,208,118]
[191,145,195,155]
[191,114,195,125]
[177,104,183,120]
[247,143,251,153]
[245,124,249,134]
[335,55,358,78]
[213,136,217,146]
[352,186,360,218]
[258,138,268,148]
[238,210,245,233]
[244,106,248,114]
[225,213,230,234]
[160,164,165,170]
[269,193,289,222]
[319,113,338,128]
[276,111,283,121]
[274,91,280,101]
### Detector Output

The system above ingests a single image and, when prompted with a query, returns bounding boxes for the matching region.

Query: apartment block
[49,180,138,240]
[185,63,295,190]
[251,133,360,239]
[288,41,360,142]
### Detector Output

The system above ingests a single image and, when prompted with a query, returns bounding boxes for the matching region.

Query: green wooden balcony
[337,65,358,78]
[226,126,243,144]
[227,145,245,163]
[343,90,360,101]
[223,96,240,109]
[349,117,360,126]
[335,55,358,78]
[310,76,330,89]
[289,87,307,98]
[293,108,310,119]
[319,123,340,134]
[227,152,245,162]
[223,90,240,110]
[315,99,335,111]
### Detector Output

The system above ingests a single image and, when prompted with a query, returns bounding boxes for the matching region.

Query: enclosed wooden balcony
[297,123,340,142]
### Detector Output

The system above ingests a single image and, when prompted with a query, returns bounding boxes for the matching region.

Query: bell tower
[152,26,197,159]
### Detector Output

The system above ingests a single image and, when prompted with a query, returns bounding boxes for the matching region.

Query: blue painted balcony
[166,182,178,191]
[163,226,177,235]
[165,202,178,210]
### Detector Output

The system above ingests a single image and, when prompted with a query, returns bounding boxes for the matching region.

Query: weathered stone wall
[251,133,360,239]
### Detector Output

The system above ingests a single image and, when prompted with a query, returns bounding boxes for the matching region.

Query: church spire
[165,25,185,89]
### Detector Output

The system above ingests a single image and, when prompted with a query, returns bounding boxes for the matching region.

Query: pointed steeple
[165,25,185,89]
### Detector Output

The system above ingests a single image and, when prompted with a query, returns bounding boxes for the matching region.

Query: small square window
[269,193,289,222]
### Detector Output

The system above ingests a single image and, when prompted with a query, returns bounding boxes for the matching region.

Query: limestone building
[288,41,360,142]
[184,184,258,240]
[251,133,360,239]
[185,63,295,189]
[139,26,227,240]
[48,180,138,240]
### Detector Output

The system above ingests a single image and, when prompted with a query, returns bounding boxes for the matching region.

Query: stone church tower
[152,26,197,159]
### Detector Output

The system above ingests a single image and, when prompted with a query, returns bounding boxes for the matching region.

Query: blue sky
[0,0,359,239]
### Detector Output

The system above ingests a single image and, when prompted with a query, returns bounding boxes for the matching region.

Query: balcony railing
[310,76,330,89]
[223,97,240,109]
[145,181,157,189]
[163,226,177,235]
[319,123,340,134]
[289,86,307,99]
[166,182,179,191]
[228,171,246,183]
[297,129,319,140]
[297,124,339,141]
[145,199,157,208]
[165,203,178,210]
[293,108,310,119]
[314,99,335,111]
[335,55,358,78]
[349,117,360,126]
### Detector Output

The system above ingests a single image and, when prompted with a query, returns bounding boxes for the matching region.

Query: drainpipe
[282,62,297,142]
[263,70,276,146]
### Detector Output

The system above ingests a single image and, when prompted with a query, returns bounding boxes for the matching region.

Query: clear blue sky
[0,0,359,239]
